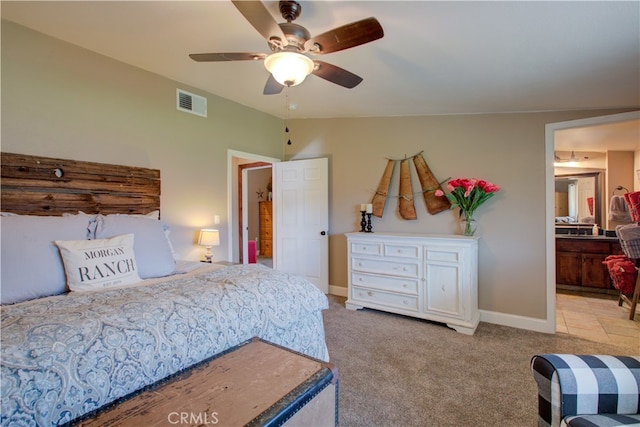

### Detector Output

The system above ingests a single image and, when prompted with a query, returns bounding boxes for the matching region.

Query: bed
[0,153,330,426]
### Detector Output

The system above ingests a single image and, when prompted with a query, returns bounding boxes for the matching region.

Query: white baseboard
[480,309,555,334]
[327,286,555,334]
[328,285,347,298]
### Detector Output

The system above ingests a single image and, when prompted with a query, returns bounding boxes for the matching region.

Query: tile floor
[556,289,639,351]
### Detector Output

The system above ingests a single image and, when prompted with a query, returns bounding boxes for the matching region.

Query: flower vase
[461,215,477,236]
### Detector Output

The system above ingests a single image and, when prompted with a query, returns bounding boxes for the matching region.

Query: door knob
[320,231,326,235]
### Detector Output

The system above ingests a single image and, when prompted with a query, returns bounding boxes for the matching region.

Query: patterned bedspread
[1,264,329,426]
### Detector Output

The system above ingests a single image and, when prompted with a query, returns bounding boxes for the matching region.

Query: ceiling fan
[189,0,384,95]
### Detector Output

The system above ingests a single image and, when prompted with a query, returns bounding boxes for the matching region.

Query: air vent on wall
[177,89,207,117]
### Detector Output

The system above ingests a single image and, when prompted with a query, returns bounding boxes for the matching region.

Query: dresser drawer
[261,240,272,252]
[384,244,420,259]
[351,257,419,278]
[426,248,460,263]
[351,272,419,295]
[260,216,272,226]
[350,241,383,257]
[260,227,272,239]
[351,286,419,312]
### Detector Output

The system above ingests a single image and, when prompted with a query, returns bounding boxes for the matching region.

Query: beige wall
[1,21,283,262]
[285,112,632,319]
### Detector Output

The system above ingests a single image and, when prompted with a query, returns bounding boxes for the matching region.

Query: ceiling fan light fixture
[264,51,314,87]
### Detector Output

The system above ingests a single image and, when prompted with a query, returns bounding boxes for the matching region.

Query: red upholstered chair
[613,223,640,320]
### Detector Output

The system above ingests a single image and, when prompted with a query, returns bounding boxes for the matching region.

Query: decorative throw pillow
[55,234,141,291]
[94,215,176,278]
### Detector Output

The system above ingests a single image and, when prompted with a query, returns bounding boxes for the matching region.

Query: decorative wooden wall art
[371,151,451,219]
[413,153,451,215]
[371,159,396,217]
[399,158,416,220]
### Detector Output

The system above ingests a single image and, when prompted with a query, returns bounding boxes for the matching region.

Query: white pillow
[95,215,176,278]
[0,214,96,304]
[55,234,141,291]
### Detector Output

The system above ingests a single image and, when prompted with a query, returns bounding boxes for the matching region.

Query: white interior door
[274,157,329,293]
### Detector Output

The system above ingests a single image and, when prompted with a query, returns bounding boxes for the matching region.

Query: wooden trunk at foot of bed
[74,338,338,427]
[1,152,160,216]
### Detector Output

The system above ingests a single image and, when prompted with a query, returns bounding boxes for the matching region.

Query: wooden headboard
[1,152,160,216]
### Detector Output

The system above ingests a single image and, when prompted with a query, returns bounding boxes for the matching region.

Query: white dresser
[346,232,479,335]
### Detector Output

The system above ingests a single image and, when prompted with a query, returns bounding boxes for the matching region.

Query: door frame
[227,150,280,264]
[545,110,640,334]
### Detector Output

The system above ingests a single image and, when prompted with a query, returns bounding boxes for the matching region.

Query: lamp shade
[264,52,314,87]
[198,229,220,247]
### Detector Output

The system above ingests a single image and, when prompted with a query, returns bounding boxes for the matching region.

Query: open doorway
[546,111,640,335]
[243,165,273,267]
[227,150,279,265]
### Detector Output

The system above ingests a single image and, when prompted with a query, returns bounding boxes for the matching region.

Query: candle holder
[365,213,373,233]
[360,210,367,232]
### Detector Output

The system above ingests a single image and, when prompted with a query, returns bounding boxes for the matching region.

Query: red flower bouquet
[435,178,500,235]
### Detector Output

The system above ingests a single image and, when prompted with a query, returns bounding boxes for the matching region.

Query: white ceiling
[2,0,639,149]
[555,118,640,153]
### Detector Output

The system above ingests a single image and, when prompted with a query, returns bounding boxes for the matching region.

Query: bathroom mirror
[554,172,602,227]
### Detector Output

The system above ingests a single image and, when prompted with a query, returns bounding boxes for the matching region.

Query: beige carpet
[322,295,635,427]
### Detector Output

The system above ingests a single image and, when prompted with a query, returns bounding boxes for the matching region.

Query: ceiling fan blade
[263,74,284,95]
[312,60,363,89]
[189,52,267,62]
[231,0,288,47]
[305,17,383,55]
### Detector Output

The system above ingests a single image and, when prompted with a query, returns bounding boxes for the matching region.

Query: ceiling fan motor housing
[273,22,310,52]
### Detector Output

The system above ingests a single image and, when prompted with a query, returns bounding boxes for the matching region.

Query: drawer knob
[403,300,408,305]
[367,291,374,296]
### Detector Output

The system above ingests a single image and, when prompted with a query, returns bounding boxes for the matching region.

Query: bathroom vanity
[555,234,622,291]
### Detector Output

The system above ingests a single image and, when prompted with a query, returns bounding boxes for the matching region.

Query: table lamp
[198,229,220,263]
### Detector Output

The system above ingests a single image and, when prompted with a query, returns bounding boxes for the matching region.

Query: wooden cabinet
[555,237,622,290]
[259,201,272,257]
[346,232,479,335]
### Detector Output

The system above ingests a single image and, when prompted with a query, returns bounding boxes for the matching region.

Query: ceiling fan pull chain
[284,91,293,146]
